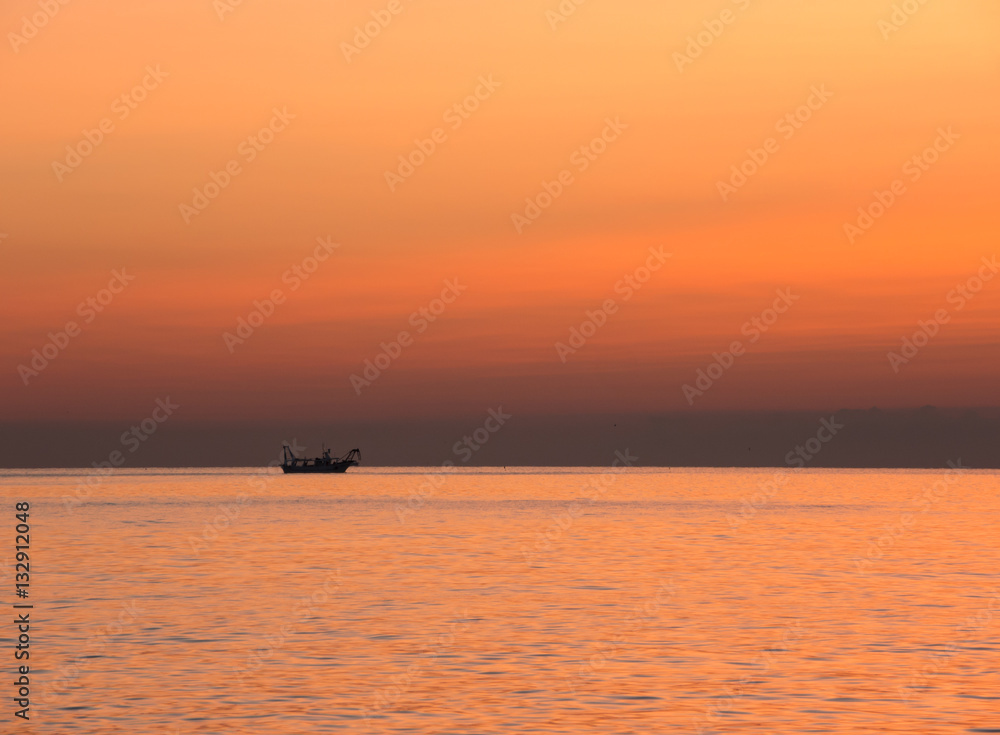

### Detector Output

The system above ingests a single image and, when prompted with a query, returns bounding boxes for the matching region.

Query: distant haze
[3,407,998,469]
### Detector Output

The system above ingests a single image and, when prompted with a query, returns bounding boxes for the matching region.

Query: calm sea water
[1,467,998,734]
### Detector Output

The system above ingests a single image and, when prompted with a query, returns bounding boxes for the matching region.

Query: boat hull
[281,461,356,474]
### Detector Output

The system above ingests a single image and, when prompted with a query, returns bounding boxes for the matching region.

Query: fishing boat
[280,444,360,474]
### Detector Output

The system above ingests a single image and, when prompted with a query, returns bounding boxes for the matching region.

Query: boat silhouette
[280,443,360,473]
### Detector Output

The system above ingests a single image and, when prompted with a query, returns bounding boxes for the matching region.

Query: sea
[1,467,998,734]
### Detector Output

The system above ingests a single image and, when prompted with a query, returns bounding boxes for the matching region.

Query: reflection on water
[2,467,999,733]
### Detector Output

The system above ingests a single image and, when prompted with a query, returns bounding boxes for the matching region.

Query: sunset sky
[2,0,999,430]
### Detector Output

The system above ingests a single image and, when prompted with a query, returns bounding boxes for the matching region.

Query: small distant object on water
[281,443,361,474]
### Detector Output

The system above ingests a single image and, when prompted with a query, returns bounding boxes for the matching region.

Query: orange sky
[2,0,999,423]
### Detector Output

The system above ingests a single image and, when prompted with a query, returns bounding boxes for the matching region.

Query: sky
[2,0,999,452]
